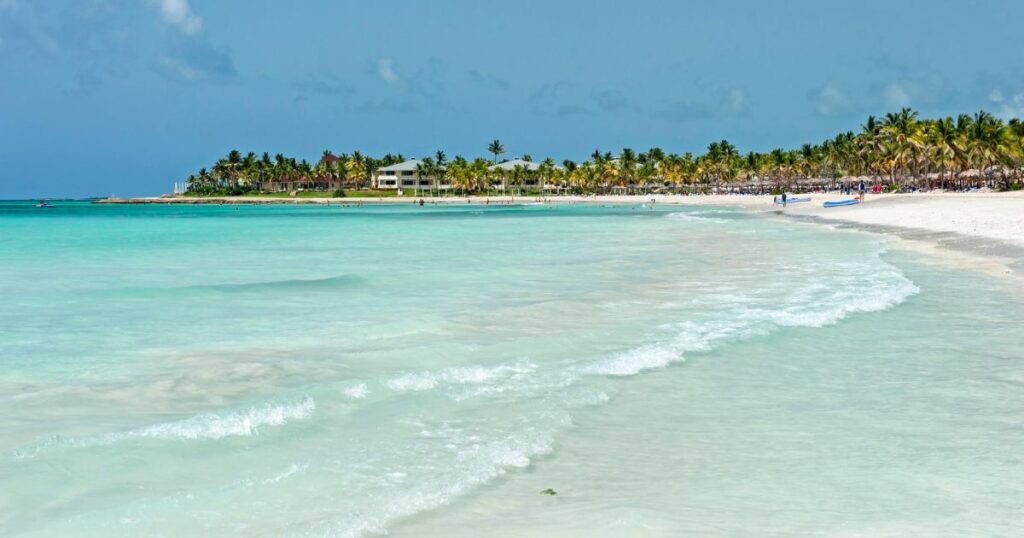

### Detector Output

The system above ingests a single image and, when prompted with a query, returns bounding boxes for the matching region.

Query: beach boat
[823,199,860,208]
[774,197,810,205]
[36,200,54,208]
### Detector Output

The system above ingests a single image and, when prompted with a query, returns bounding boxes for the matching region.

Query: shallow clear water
[1,201,1021,537]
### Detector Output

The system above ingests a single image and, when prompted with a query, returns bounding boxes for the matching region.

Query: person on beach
[782,192,788,207]
[858,180,866,201]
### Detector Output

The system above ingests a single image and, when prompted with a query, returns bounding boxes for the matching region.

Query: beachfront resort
[180,110,1024,198]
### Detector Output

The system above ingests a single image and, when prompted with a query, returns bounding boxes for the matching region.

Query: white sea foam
[387,372,439,391]
[664,212,729,223]
[342,383,369,399]
[14,396,316,458]
[585,344,682,376]
[586,260,919,377]
[329,418,564,538]
[264,462,308,484]
[386,362,537,393]
[125,396,315,441]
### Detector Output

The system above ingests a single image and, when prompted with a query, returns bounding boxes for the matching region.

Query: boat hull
[823,199,860,207]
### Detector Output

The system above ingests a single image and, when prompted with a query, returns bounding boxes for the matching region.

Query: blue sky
[2,0,1023,197]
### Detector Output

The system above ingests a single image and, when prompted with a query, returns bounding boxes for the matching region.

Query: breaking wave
[11,396,315,459]
[586,261,919,377]
[123,396,315,441]
[664,212,730,223]
[386,362,537,392]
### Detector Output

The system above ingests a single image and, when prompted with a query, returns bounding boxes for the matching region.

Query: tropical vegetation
[184,109,1024,196]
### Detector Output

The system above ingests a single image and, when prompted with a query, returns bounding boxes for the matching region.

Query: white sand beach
[652,191,1024,276]
[744,192,1024,248]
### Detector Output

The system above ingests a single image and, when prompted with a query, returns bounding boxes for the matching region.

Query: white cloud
[726,89,745,113]
[157,56,200,81]
[377,58,400,85]
[989,88,1024,120]
[146,0,235,82]
[156,0,202,35]
[883,82,911,109]
[814,84,849,115]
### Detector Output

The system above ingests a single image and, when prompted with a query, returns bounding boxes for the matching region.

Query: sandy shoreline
[778,192,1024,247]
[101,192,1024,275]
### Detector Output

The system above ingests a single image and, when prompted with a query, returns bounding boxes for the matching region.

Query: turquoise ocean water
[1,201,1022,536]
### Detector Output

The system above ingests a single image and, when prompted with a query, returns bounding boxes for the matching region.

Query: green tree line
[185,109,1024,195]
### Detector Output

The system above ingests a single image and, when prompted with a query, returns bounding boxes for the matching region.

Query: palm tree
[447,156,471,193]
[470,158,492,193]
[637,158,657,193]
[617,148,637,193]
[660,154,685,191]
[538,158,556,196]
[433,151,448,196]
[927,117,962,186]
[488,140,505,164]
[704,140,738,191]
[509,164,529,196]
[878,107,922,186]
[965,110,1008,188]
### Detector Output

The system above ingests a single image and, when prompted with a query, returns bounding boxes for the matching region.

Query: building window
[402,180,415,186]
[401,171,414,176]
[384,171,396,176]
[419,180,431,186]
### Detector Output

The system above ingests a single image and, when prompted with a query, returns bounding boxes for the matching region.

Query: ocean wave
[584,343,682,376]
[690,209,733,215]
[664,212,729,224]
[386,362,537,393]
[232,462,310,489]
[330,418,564,538]
[125,396,315,441]
[101,275,362,298]
[342,383,369,399]
[11,396,315,459]
[263,462,308,484]
[586,262,919,377]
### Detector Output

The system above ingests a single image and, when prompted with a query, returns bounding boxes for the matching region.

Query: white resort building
[372,159,449,193]
[371,156,564,194]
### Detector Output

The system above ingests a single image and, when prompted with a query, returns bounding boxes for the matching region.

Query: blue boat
[823,199,860,207]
